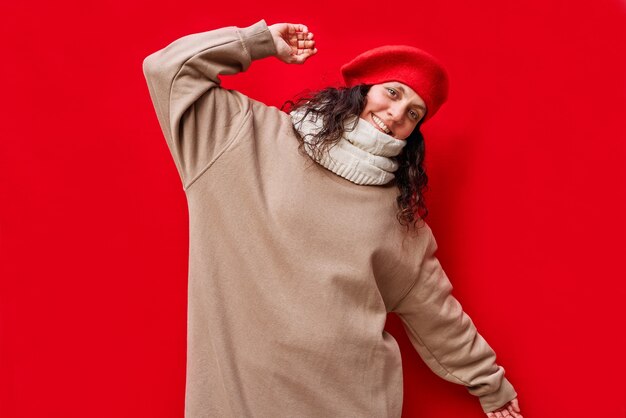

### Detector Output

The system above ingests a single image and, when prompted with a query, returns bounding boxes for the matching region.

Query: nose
[386,103,404,123]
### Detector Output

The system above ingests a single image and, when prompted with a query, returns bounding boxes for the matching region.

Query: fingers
[288,37,315,50]
[487,409,504,418]
[290,32,316,64]
[296,30,314,40]
[288,32,314,49]
[274,23,317,64]
[299,39,316,50]
[285,23,309,36]
[505,398,523,418]
[510,398,521,412]
[507,408,523,417]
[290,48,317,64]
[487,400,519,418]
[291,24,308,33]
[494,409,514,418]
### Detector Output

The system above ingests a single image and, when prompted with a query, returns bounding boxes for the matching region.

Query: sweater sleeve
[142,20,277,188]
[391,230,518,413]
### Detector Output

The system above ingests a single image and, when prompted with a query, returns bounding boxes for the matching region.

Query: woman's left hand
[268,23,317,64]
[486,397,523,418]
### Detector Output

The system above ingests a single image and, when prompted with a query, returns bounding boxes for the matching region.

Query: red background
[2,0,625,417]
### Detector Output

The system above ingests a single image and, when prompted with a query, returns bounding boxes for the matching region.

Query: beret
[341,45,449,123]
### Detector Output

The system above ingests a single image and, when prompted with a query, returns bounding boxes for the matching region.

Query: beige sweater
[142,19,517,417]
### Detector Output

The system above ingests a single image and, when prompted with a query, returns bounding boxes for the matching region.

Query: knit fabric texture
[290,108,407,185]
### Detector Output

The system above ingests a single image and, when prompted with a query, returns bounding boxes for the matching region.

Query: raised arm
[391,229,520,415]
[142,20,315,187]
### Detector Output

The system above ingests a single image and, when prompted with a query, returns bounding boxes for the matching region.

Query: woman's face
[360,82,427,140]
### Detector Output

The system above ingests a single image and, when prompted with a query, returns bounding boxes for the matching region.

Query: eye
[386,88,397,96]
[409,110,419,120]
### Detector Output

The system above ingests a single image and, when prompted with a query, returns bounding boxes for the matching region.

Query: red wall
[1,0,625,417]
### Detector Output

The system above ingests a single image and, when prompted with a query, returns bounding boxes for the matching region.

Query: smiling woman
[143,18,523,418]
[362,83,427,139]
[285,44,451,226]
[285,83,432,225]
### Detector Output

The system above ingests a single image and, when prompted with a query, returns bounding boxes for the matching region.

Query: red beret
[341,45,449,123]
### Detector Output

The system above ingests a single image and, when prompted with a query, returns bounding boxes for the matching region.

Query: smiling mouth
[370,113,393,136]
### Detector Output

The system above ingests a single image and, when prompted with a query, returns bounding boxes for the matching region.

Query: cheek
[361,95,377,117]
[365,94,386,111]
[398,124,417,140]
[393,118,413,137]
[359,104,370,119]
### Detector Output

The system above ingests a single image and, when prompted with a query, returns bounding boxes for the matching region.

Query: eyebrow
[394,85,427,112]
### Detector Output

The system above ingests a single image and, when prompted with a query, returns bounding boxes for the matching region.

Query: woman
[143,19,523,418]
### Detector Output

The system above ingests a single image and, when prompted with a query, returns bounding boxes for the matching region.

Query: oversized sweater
[142,19,518,417]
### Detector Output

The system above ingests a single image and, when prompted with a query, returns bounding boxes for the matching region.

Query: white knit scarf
[290,108,407,186]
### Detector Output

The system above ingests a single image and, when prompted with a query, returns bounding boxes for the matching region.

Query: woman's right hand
[485,397,523,418]
[268,23,317,64]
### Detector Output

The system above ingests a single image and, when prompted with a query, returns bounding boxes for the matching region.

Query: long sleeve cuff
[477,376,518,413]
[238,19,277,61]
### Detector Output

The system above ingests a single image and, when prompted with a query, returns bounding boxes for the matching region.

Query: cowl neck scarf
[290,108,407,186]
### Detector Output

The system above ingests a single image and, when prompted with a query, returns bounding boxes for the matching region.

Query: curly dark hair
[282,84,429,229]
